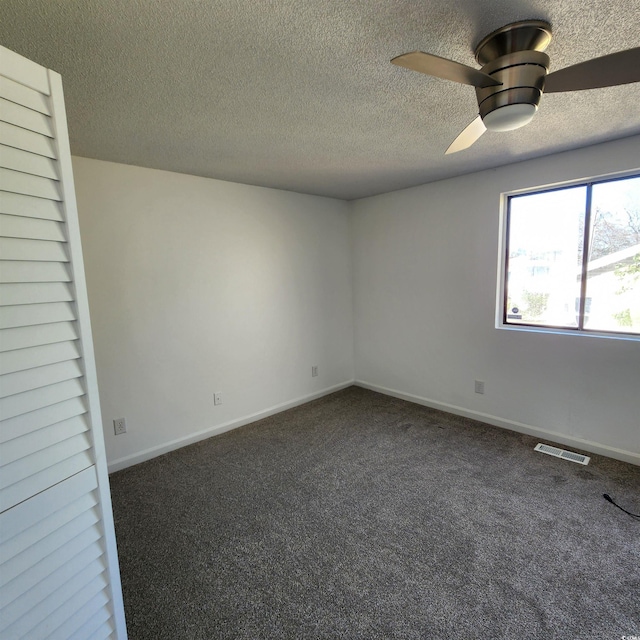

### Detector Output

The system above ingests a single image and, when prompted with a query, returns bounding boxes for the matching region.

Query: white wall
[351,136,640,464]
[73,138,640,471]
[72,158,354,471]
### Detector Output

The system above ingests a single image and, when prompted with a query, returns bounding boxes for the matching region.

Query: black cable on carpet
[603,493,640,518]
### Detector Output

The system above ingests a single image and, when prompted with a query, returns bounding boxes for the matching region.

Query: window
[502,173,640,337]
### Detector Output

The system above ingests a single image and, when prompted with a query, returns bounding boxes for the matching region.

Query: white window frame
[496,168,640,342]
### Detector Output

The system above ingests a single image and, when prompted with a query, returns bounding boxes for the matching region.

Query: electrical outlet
[474,380,485,395]
[311,365,318,377]
[214,393,222,406]
[113,417,127,435]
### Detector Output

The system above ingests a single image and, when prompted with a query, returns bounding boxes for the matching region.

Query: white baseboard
[108,380,355,473]
[355,380,640,467]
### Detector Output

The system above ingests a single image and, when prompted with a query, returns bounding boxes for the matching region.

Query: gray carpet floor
[109,386,640,640]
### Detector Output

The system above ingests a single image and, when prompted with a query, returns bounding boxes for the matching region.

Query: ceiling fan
[391,20,640,154]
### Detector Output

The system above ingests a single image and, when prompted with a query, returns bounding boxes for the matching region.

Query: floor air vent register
[534,443,590,465]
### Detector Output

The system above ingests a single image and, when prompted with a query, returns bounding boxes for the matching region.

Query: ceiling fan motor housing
[473,20,552,131]
[476,50,550,129]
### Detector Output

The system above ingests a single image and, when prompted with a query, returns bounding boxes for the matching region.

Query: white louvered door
[0,46,127,639]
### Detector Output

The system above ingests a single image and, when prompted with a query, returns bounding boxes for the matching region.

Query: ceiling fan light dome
[482,103,537,131]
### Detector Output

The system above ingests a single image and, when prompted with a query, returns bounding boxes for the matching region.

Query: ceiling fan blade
[445,116,486,154]
[544,47,640,92]
[391,51,502,88]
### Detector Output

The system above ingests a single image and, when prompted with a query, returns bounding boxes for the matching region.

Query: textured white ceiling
[2,0,639,200]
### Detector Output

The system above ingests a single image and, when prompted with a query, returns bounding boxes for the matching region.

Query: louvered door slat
[0,466,97,539]
[0,340,79,375]
[67,596,112,640]
[0,76,51,115]
[0,301,75,329]
[52,591,111,640]
[0,321,77,351]
[0,213,65,240]
[2,414,88,464]
[0,97,53,137]
[1,45,126,639]
[0,476,102,626]
[26,571,109,640]
[0,144,59,178]
[0,281,74,306]
[1,430,90,488]
[1,545,104,619]
[0,47,49,94]
[91,623,117,640]
[0,260,71,283]
[0,377,85,420]
[0,448,93,512]
[0,121,56,158]
[0,191,64,220]
[0,167,61,199]
[0,359,82,398]
[1,543,105,634]
[0,237,68,261]
[0,521,101,609]
[0,492,97,564]
[1,508,99,587]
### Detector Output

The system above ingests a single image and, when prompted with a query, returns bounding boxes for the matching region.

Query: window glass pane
[506,187,586,328]
[584,176,640,334]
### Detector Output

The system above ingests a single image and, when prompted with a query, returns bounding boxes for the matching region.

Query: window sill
[496,323,640,342]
